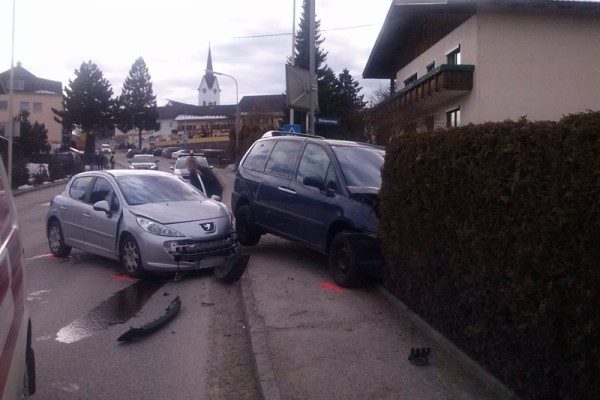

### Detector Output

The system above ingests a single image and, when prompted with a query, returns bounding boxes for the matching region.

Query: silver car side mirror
[210,195,221,202]
[93,200,112,217]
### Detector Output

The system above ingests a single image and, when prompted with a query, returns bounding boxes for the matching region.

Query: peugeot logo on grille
[200,222,215,233]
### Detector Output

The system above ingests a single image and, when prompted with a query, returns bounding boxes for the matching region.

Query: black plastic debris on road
[408,347,431,366]
[118,296,182,342]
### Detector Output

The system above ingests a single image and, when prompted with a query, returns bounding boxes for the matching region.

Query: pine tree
[117,57,160,149]
[53,61,114,154]
[291,0,328,74]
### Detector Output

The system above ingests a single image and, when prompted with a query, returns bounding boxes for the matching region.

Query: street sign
[282,124,302,134]
[315,117,340,126]
[285,64,319,112]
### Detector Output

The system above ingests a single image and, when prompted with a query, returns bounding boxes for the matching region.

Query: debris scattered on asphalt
[289,310,307,317]
[117,296,182,342]
[201,302,214,307]
[408,347,431,366]
[163,292,170,296]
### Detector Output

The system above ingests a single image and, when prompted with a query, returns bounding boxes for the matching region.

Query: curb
[376,285,519,400]
[240,273,282,400]
[13,179,68,197]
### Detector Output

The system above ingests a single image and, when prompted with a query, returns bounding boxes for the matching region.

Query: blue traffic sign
[282,124,302,134]
[315,117,340,126]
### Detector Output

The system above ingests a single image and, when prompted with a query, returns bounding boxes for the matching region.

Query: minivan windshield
[332,145,385,188]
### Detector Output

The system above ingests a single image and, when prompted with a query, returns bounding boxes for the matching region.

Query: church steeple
[198,44,221,106]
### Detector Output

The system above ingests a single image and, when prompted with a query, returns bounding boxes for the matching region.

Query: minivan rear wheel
[235,205,261,246]
[329,232,363,288]
[48,221,71,258]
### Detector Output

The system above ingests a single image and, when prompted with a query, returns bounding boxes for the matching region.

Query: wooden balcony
[374,64,474,114]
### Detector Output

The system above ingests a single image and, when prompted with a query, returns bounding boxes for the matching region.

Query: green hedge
[379,113,600,400]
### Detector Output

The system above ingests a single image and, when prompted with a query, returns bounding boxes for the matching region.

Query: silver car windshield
[133,155,155,163]
[332,146,385,188]
[175,156,209,169]
[116,175,202,205]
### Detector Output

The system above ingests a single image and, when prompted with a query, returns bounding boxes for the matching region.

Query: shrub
[379,113,600,399]
[32,164,49,185]
[48,160,67,181]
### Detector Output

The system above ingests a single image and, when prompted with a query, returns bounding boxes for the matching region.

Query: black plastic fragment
[408,347,431,366]
[117,296,182,342]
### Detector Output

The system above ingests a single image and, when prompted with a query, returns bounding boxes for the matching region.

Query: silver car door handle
[278,187,296,195]
[60,205,67,210]
[83,212,91,218]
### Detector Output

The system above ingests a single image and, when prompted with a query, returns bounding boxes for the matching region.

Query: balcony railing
[374,64,474,113]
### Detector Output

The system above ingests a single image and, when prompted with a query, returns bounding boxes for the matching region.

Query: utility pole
[308,0,316,135]
[7,0,16,187]
[289,0,296,126]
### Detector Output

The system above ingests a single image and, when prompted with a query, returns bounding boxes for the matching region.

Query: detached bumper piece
[117,296,182,342]
[166,235,238,262]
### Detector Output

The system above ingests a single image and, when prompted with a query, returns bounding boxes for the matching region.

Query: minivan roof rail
[261,131,324,139]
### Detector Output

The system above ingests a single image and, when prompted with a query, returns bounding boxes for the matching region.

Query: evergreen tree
[52,61,114,154]
[289,0,367,138]
[14,111,50,154]
[117,57,160,149]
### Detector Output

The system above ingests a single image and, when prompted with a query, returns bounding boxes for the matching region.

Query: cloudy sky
[0,0,391,106]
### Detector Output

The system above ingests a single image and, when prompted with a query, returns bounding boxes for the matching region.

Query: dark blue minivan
[231,132,384,287]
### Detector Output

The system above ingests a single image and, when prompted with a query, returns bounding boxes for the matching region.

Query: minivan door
[253,140,303,236]
[286,143,344,250]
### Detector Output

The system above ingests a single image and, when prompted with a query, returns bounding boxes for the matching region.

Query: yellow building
[0,62,63,146]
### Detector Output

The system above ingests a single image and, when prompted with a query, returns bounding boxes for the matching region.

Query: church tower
[198,45,221,106]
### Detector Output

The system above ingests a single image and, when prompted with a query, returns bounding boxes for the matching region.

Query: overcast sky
[0,0,391,107]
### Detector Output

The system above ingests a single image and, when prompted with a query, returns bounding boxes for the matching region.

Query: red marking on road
[111,274,137,282]
[320,281,345,293]
[25,253,55,261]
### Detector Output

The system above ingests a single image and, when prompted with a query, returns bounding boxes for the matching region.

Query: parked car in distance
[101,143,112,154]
[129,154,159,170]
[46,170,240,278]
[126,148,139,158]
[0,155,36,398]
[152,148,164,157]
[171,149,190,159]
[232,131,385,287]
[162,147,182,159]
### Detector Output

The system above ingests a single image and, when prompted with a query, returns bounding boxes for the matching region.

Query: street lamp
[206,69,240,166]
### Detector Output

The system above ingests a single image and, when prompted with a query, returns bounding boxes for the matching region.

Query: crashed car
[232,131,384,287]
[46,170,241,279]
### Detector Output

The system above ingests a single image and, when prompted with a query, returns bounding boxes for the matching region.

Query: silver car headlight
[150,165,158,170]
[136,216,185,237]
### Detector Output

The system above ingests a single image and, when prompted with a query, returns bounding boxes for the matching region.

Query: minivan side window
[243,141,276,172]
[69,177,94,202]
[296,144,339,191]
[264,140,303,178]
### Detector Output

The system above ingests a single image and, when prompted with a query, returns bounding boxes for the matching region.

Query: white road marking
[39,202,50,206]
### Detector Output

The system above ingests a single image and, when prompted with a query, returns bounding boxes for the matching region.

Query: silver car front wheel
[120,236,145,278]
[48,221,71,258]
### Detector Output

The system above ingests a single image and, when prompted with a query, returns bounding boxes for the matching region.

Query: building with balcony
[0,62,63,144]
[364,0,600,131]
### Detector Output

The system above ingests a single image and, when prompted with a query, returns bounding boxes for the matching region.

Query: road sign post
[282,124,302,134]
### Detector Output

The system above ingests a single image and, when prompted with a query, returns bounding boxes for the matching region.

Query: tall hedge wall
[379,113,600,400]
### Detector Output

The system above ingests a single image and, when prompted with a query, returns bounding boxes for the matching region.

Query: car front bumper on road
[140,233,240,272]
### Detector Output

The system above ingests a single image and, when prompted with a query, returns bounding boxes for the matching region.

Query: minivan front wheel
[329,232,363,288]
[48,221,71,258]
[235,205,261,246]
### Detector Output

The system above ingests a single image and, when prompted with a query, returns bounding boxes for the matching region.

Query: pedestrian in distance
[110,151,116,169]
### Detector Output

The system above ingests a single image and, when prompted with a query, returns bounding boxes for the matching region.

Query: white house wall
[476,7,600,123]
[395,15,480,126]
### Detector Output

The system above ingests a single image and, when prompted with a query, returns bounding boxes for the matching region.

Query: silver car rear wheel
[121,236,145,278]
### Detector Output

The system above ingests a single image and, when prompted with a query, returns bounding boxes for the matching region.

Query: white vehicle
[0,156,36,399]
[171,150,189,159]
[101,144,112,154]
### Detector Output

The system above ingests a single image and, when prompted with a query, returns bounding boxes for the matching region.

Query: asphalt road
[16,166,259,399]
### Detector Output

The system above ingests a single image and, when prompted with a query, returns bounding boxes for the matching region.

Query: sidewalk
[213,168,508,400]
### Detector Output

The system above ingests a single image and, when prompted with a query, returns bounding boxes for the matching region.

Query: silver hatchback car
[46,170,240,278]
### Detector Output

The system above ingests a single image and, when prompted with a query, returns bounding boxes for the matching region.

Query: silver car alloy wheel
[49,226,61,253]
[122,241,140,274]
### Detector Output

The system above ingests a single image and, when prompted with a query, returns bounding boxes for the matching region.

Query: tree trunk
[138,127,143,150]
